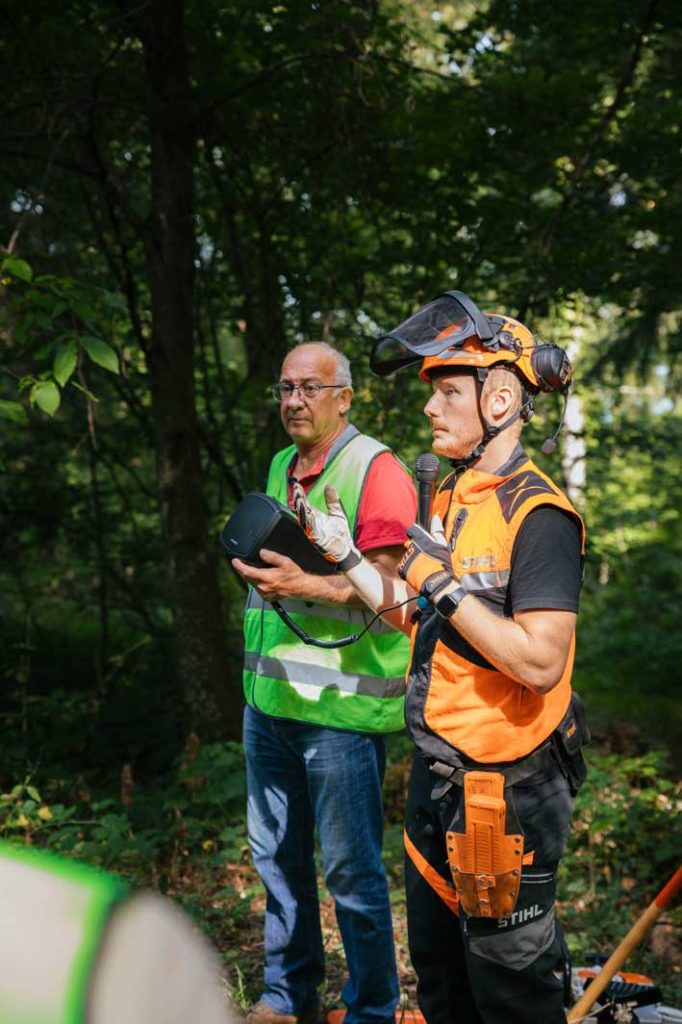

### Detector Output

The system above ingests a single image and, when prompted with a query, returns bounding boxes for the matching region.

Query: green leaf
[54,340,78,386]
[1,255,33,282]
[30,381,61,416]
[0,400,27,424]
[70,380,99,403]
[80,336,119,374]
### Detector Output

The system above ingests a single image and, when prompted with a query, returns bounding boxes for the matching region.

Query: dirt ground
[216,855,417,1016]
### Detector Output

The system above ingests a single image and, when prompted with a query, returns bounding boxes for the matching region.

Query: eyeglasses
[271,382,343,402]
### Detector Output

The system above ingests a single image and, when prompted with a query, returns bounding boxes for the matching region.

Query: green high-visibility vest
[242,426,409,733]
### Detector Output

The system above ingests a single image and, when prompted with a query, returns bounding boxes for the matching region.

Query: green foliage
[0,3,680,1000]
[2,263,124,421]
[79,336,120,375]
[560,748,680,924]
[0,398,27,423]
[0,737,247,876]
[559,746,682,1004]
[29,379,60,416]
[53,340,78,386]
[575,394,682,751]
[2,254,33,283]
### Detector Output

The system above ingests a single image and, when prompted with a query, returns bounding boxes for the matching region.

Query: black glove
[398,516,466,618]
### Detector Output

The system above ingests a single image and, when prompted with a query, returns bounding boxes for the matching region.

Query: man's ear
[486,383,515,422]
[338,387,353,415]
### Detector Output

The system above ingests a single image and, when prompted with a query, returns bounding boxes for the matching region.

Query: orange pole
[567,865,682,1023]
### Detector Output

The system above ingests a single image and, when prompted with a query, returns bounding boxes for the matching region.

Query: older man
[233,342,416,1024]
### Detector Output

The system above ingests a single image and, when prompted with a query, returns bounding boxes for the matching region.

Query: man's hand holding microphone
[398,518,467,620]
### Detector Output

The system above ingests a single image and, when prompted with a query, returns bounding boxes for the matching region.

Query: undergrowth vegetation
[1,704,680,1010]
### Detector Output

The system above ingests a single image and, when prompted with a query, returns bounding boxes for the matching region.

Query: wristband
[433,582,467,619]
[336,548,363,572]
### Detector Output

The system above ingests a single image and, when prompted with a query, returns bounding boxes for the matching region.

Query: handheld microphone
[414,453,440,528]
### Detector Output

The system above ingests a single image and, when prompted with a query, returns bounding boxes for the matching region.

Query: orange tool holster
[446,771,523,919]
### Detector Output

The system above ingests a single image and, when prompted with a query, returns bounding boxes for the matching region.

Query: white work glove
[292,482,363,571]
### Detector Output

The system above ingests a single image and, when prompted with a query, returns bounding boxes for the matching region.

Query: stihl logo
[497,903,544,928]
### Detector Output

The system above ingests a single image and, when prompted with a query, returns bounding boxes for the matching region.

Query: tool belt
[434,693,590,919]
[428,692,590,798]
[428,737,559,799]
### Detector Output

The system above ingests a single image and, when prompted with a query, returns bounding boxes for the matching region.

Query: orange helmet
[370,291,571,396]
[370,291,573,461]
[418,313,548,388]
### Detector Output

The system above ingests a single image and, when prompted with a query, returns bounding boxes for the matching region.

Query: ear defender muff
[530,344,572,393]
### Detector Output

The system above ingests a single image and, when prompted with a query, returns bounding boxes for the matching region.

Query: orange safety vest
[405,446,585,766]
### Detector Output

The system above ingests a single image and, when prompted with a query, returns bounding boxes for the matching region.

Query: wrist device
[336,548,363,572]
[421,572,467,619]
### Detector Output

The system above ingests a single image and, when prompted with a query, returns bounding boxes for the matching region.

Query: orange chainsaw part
[446,771,523,918]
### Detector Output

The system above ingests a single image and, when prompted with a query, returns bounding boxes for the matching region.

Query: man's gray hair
[297,341,353,388]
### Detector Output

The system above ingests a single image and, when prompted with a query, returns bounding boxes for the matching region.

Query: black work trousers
[405,754,574,1024]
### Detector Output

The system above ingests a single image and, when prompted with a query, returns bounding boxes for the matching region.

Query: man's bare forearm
[346,559,414,632]
[345,558,576,691]
[287,570,366,606]
[232,545,406,609]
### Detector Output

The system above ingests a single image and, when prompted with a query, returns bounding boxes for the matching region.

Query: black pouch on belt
[550,691,590,796]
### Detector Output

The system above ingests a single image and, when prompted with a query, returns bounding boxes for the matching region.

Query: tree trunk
[133,0,238,738]
[561,343,586,509]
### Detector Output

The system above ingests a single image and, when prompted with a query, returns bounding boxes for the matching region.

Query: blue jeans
[243,705,399,1024]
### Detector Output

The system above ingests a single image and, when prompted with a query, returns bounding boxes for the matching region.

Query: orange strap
[404,828,459,916]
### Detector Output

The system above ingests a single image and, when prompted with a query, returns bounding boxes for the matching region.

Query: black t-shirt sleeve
[507,506,583,615]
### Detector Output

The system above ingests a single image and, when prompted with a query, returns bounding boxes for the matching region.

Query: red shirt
[286,449,417,554]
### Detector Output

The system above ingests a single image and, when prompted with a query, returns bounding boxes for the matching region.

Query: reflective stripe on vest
[405,450,585,764]
[243,428,409,733]
[243,653,406,699]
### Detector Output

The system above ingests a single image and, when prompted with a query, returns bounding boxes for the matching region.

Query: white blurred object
[90,892,232,1024]
[0,842,236,1024]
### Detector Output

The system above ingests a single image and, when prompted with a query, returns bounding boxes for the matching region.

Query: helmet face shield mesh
[370,294,478,376]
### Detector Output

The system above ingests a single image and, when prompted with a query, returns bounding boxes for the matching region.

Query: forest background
[1,0,680,1011]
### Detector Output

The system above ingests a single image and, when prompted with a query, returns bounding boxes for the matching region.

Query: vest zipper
[448,508,468,551]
